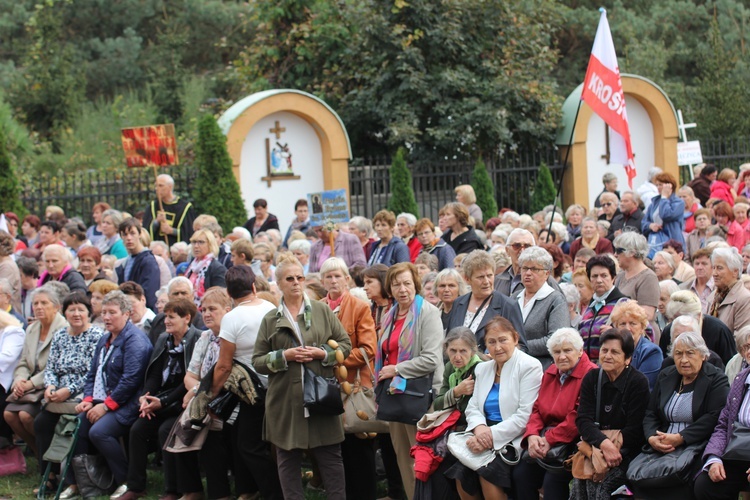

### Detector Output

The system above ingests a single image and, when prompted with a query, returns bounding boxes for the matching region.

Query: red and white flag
[581,8,637,187]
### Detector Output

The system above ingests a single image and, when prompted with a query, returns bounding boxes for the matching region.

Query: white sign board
[677,141,703,166]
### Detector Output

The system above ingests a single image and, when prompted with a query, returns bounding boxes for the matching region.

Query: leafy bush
[387,147,419,217]
[530,163,557,214]
[470,158,497,223]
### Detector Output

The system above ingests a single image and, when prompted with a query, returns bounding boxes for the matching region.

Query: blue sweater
[631,336,663,390]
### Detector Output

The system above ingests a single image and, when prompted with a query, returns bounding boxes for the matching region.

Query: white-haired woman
[37,245,87,294]
[320,257,378,500]
[434,268,469,330]
[632,332,729,499]
[455,185,483,226]
[397,213,422,263]
[348,216,376,262]
[289,239,311,274]
[96,209,128,259]
[0,310,25,444]
[513,247,570,368]
[566,205,585,242]
[710,247,750,333]
[656,280,680,332]
[725,325,750,383]
[660,291,736,364]
[514,328,597,500]
[613,232,659,322]
[559,283,581,328]
[570,217,613,260]
[653,251,680,284]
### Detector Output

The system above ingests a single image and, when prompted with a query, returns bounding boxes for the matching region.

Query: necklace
[678,379,685,394]
[495,366,501,378]
[236,297,256,307]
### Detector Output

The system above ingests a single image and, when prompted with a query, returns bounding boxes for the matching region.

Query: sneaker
[59,486,79,499]
[110,484,128,499]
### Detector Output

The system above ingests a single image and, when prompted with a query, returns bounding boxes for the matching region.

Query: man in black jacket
[608,191,644,241]
[116,218,160,310]
[142,174,196,247]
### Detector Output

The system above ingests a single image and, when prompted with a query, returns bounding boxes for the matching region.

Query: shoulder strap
[358,347,376,386]
[595,368,604,427]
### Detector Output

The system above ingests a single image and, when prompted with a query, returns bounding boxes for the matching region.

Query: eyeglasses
[191,240,207,245]
[521,266,548,274]
[416,231,433,238]
[285,275,306,283]
[601,202,614,207]
[740,343,750,354]
[614,247,627,255]
[510,243,532,251]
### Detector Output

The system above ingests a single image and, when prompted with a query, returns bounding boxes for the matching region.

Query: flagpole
[545,99,583,244]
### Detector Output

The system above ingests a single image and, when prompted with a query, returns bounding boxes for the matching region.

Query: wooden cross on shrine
[269,121,286,139]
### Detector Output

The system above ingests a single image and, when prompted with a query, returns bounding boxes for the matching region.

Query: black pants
[512,458,572,500]
[341,434,376,500]
[34,410,62,475]
[378,433,404,498]
[127,412,178,493]
[232,401,283,500]
[694,460,750,500]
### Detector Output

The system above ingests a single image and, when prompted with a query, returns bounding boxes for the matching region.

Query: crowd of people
[3,166,750,499]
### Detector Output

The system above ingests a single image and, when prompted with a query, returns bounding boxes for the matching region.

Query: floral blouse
[44,325,105,397]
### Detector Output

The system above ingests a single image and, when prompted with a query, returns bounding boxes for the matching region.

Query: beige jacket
[13,313,68,389]
[716,280,750,335]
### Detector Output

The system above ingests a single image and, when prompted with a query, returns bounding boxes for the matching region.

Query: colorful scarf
[375,294,424,394]
[448,354,482,389]
[187,253,215,305]
[38,264,73,287]
[96,234,120,255]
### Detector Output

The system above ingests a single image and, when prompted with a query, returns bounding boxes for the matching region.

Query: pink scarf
[187,254,214,305]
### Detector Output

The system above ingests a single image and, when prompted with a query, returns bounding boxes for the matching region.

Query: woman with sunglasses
[185,229,227,306]
[613,232,660,325]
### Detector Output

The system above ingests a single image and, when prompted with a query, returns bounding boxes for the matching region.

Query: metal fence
[680,136,750,182]
[20,166,198,224]
[350,146,563,221]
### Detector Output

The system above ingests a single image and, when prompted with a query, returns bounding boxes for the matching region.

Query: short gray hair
[735,325,750,353]
[461,250,495,279]
[670,331,710,360]
[502,211,520,224]
[613,232,649,260]
[0,279,13,296]
[507,228,533,244]
[547,327,584,354]
[289,239,311,255]
[712,247,744,279]
[349,216,373,236]
[157,174,175,187]
[43,244,72,263]
[559,283,581,307]
[434,268,469,296]
[397,213,417,227]
[654,251,676,272]
[101,209,124,228]
[30,284,64,309]
[671,315,701,338]
[602,172,617,184]
[170,242,189,255]
[659,279,680,297]
[666,291,702,320]
[443,326,478,355]
[102,290,132,313]
[518,246,553,271]
[565,204,585,219]
[167,276,193,293]
[648,167,663,182]
[150,241,169,253]
[320,257,350,278]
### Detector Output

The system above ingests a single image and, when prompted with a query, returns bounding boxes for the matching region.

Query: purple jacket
[703,365,750,460]
[308,231,367,273]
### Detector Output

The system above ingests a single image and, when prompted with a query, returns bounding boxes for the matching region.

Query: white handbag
[447,430,520,471]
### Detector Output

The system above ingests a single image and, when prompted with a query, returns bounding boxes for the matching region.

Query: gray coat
[512,288,570,368]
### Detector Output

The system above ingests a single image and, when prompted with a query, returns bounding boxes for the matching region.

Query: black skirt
[444,454,513,495]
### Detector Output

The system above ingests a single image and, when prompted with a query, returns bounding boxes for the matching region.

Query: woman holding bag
[571,328,650,499]
[5,284,68,457]
[444,316,543,500]
[320,257,378,500]
[375,262,444,500]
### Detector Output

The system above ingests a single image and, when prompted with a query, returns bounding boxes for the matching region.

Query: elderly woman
[185,228,227,306]
[434,268,469,329]
[363,264,392,331]
[34,220,63,252]
[89,280,119,327]
[368,210,411,266]
[572,268,594,317]
[0,232,20,312]
[114,298,201,499]
[570,217,614,260]
[653,250,680,284]
[370,262,444,500]
[396,213,421,263]
[455,184,483,225]
[725,325,750,383]
[4,285,68,457]
[445,316,543,500]
[578,255,629,362]
[734,202,750,231]
[678,186,700,233]
[439,202,484,255]
[710,247,750,333]
[243,198,280,236]
[289,239,311,274]
[613,232,660,323]
[513,247,570,368]
[96,209,128,259]
[445,250,526,352]
[421,272,440,307]
[686,209,712,260]
[67,291,152,499]
[37,245,87,294]
[713,201,747,251]
[76,246,107,287]
[348,216,376,261]
[253,256,352,499]
[560,283,582,327]
[694,362,750,498]
[515,328,598,500]
[415,218,456,271]
[566,204,586,242]
[34,292,104,492]
[0,311,25,442]
[631,332,730,499]
[320,257,378,500]
[571,329,650,499]
[610,300,663,389]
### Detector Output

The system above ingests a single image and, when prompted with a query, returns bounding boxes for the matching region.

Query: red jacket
[569,237,613,260]
[522,352,598,447]
[710,180,735,206]
[407,235,422,263]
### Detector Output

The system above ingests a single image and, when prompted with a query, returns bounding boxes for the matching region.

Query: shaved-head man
[142,174,197,247]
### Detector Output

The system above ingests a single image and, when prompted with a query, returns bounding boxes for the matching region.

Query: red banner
[121,124,179,168]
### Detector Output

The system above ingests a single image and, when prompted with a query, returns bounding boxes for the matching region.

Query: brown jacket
[322,293,377,388]
[716,280,750,334]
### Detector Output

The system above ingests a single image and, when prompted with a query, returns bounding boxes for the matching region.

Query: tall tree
[470,158,497,223]
[530,163,556,214]
[193,114,247,230]
[0,127,26,216]
[388,148,419,217]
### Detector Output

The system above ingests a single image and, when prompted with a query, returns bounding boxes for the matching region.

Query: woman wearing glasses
[512,247,570,368]
[415,218,456,271]
[253,255,352,499]
[185,229,227,306]
[569,217,613,261]
[613,232,660,325]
